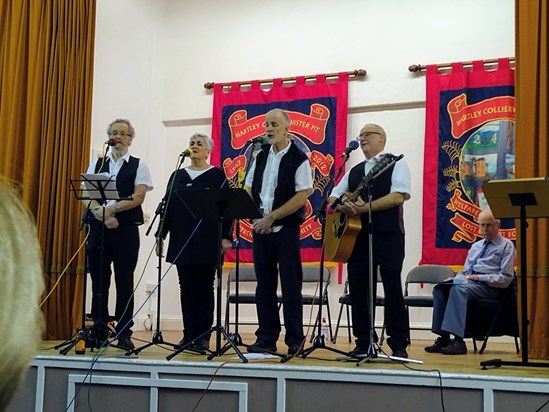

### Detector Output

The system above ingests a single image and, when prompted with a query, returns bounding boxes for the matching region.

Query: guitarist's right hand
[336,200,360,217]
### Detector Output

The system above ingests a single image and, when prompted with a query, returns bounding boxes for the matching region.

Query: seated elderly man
[425,208,516,355]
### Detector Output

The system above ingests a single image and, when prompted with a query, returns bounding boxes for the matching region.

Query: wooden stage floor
[40,330,549,380]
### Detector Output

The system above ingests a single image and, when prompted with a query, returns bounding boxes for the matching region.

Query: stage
[8,332,549,412]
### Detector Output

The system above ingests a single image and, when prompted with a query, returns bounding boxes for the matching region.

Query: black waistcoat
[348,160,403,234]
[94,156,144,226]
[251,142,308,227]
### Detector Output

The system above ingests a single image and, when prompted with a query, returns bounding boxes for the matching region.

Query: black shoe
[440,339,467,355]
[391,349,408,358]
[192,338,210,351]
[287,344,301,356]
[117,336,135,351]
[347,346,370,358]
[175,338,192,350]
[85,327,108,348]
[247,340,277,353]
[424,336,451,353]
[85,333,99,348]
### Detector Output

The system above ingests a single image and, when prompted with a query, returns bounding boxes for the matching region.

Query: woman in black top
[157,133,232,350]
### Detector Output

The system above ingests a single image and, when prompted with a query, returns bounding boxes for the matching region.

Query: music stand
[480,177,549,369]
[56,175,124,354]
[165,188,262,363]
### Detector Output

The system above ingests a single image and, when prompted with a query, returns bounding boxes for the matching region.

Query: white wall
[90,0,515,339]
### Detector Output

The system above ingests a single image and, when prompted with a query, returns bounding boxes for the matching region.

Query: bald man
[425,209,516,355]
[329,123,411,358]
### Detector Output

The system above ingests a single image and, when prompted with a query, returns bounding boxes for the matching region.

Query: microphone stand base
[355,344,423,366]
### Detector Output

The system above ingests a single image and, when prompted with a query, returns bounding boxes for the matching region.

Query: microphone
[105,138,118,146]
[341,140,360,158]
[180,148,191,157]
[250,135,269,145]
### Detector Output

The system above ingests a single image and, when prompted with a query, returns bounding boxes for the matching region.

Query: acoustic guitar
[324,211,362,262]
[323,153,401,263]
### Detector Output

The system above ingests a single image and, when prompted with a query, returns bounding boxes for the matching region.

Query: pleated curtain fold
[515,0,549,359]
[0,0,96,339]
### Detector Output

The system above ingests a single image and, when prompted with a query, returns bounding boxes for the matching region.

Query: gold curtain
[515,0,549,359]
[0,0,96,339]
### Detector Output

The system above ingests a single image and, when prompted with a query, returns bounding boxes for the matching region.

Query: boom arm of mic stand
[147,154,183,237]
[323,153,353,214]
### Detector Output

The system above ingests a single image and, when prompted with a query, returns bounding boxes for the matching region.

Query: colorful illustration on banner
[221,108,335,245]
[442,117,516,244]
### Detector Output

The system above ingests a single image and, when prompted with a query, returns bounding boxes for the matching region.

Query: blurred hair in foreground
[0,179,44,411]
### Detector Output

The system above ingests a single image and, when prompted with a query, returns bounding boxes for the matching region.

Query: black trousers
[252,225,304,346]
[176,263,216,341]
[88,223,139,337]
[347,230,409,351]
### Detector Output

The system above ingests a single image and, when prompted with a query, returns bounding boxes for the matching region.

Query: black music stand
[56,175,124,354]
[165,188,262,363]
[480,177,549,369]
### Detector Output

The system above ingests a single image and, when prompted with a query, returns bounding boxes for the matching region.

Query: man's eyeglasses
[357,132,381,140]
[109,131,130,137]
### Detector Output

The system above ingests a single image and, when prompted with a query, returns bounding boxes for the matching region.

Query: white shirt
[86,152,153,205]
[185,166,213,180]
[245,141,313,231]
[330,151,411,200]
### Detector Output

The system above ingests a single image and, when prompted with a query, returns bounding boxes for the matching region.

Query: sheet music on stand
[78,173,120,203]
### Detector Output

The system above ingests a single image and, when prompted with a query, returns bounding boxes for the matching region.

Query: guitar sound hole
[336,214,346,238]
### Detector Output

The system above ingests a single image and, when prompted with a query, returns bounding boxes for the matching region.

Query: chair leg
[472,338,478,353]
[325,297,334,343]
[311,308,321,343]
[379,322,386,346]
[478,298,506,354]
[345,303,352,343]
[479,337,488,354]
[514,336,520,354]
[224,297,230,332]
[333,304,343,343]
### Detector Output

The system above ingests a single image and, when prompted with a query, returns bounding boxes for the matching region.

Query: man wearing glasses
[425,209,516,355]
[83,118,153,351]
[328,123,411,358]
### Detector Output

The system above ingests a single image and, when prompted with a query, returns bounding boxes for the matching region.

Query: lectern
[481,177,549,368]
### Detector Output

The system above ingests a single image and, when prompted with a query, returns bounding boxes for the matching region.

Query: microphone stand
[298,151,361,360]
[223,148,253,350]
[128,154,196,355]
[354,154,422,366]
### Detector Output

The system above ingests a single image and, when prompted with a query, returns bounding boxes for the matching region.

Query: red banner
[421,59,516,265]
[211,74,349,263]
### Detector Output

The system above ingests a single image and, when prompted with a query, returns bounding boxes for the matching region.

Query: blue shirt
[460,234,516,288]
